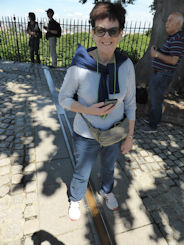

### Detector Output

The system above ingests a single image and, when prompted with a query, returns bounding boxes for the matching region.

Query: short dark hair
[28,12,36,21]
[90,2,126,30]
[46,8,54,15]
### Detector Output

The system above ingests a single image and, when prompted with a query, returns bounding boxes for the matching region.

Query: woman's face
[92,18,123,55]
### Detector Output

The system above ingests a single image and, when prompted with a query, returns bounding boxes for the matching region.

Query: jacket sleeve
[58,66,79,110]
[124,59,136,120]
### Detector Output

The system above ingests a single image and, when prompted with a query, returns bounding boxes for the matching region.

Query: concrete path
[0,60,184,245]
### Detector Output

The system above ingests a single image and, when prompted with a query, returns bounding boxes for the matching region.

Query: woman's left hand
[121,136,133,155]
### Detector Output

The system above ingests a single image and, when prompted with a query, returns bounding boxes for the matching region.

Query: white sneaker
[99,190,118,210]
[68,201,80,221]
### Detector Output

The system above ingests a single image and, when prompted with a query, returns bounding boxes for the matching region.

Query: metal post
[13,15,20,61]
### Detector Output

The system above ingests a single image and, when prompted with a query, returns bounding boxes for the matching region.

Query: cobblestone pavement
[0,61,184,245]
[0,61,49,245]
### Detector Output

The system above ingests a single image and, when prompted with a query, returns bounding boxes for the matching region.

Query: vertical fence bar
[6,17,14,60]
[126,21,132,52]
[65,19,68,67]
[1,17,8,59]
[138,21,145,57]
[120,21,128,51]
[69,19,72,65]
[57,19,60,66]
[13,16,20,61]
[80,20,83,45]
[22,17,27,62]
[135,21,141,58]
[72,20,75,58]
[61,19,64,67]
[84,19,87,48]
[144,22,151,53]
[87,20,91,49]
[130,22,137,53]
[6,17,12,59]
[77,19,79,44]
[18,17,23,62]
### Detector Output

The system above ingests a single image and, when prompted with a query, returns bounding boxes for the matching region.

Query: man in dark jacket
[44,8,61,67]
[141,12,184,133]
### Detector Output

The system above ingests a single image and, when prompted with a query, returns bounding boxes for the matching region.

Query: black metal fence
[0,16,152,67]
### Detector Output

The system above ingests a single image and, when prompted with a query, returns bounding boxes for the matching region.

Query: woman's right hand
[87,102,115,116]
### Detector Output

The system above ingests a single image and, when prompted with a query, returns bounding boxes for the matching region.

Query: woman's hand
[70,101,115,116]
[121,136,133,155]
[88,102,115,116]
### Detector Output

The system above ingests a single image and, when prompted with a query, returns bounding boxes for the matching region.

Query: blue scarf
[70,44,128,102]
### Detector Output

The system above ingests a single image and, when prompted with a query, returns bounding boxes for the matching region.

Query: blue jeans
[69,132,122,202]
[149,71,174,129]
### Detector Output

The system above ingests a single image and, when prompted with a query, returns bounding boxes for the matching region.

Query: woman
[27,12,41,64]
[59,2,136,221]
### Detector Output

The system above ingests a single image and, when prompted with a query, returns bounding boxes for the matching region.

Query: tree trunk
[135,0,184,92]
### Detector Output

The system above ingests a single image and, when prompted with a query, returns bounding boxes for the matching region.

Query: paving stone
[14,144,24,150]
[25,192,37,205]
[11,193,25,206]
[0,195,11,211]
[12,165,23,174]
[1,220,24,240]
[24,219,39,235]
[10,184,24,195]
[0,185,10,197]
[173,166,183,175]
[0,175,10,186]
[0,158,10,166]
[140,150,149,157]
[0,166,10,175]
[24,163,36,173]
[166,169,178,179]
[24,204,37,218]
[142,197,157,211]
[25,181,37,193]
[12,174,23,184]
[24,236,34,245]
[138,164,148,172]
[0,123,9,129]
[0,135,7,141]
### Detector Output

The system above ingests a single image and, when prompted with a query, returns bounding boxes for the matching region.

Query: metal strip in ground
[43,67,114,245]
[43,67,110,245]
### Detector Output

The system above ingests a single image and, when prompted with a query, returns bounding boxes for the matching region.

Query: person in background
[27,12,41,64]
[44,8,61,67]
[59,2,136,221]
[141,12,184,133]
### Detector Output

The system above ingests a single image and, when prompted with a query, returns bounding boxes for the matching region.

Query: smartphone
[103,99,117,107]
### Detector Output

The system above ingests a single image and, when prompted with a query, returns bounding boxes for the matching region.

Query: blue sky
[0,0,153,24]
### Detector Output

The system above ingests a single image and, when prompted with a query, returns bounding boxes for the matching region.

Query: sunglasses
[93,26,121,37]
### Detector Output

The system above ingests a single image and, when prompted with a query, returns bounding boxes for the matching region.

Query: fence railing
[0,16,152,67]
